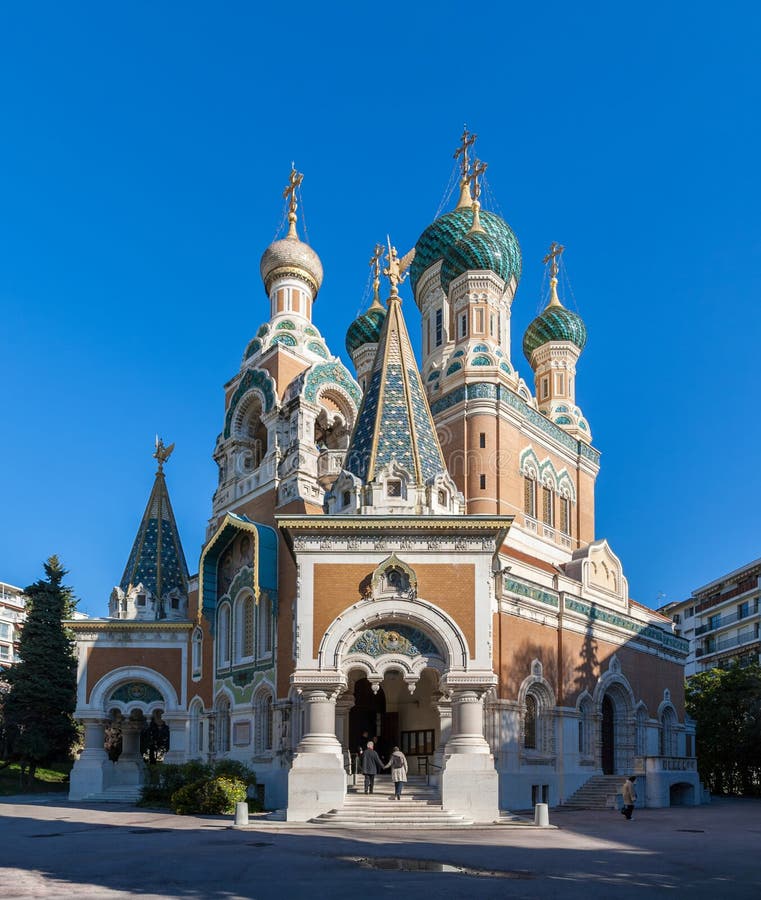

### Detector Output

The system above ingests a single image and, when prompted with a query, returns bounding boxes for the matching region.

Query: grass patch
[0,760,73,796]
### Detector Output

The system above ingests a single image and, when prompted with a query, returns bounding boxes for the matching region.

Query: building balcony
[695,603,759,636]
[697,626,760,658]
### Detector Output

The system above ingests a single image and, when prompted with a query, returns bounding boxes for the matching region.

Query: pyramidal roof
[120,466,189,600]
[345,294,448,484]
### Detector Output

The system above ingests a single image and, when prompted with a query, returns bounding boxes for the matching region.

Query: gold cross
[283,164,303,215]
[468,157,488,202]
[543,241,565,278]
[453,126,477,181]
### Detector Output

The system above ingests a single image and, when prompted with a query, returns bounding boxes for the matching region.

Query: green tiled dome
[346,306,386,356]
[410,207,522,296]
[440,230,511,294]
[523,305,587,362]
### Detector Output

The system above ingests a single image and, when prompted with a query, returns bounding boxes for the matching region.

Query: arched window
[523,477,536,518]
[215,696,231,754]
[636,706,648,757]
[578,696,594,757]
[192,627,203,678]
[189,700,204,758]
[524,694,537,749]
[217,604,231,669]
[254,689,274,753]
[235,593,254,662]
[242,398,268,469]
[660,707,676,757]
[257,594,272,657]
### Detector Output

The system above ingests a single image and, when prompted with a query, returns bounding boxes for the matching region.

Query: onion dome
[440,201,514,293]
[346,297,386,356]
[522,278,587,363]
[260,231,323,298]
[410,206,521,296]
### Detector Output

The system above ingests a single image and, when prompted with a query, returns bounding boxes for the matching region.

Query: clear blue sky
[1,2,759,615]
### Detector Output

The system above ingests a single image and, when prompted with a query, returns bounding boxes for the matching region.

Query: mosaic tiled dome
[523,305,588,362]
[410,207,522,296]
[346,305,386,356]
[440,229,511,294]
[260,234,324,297]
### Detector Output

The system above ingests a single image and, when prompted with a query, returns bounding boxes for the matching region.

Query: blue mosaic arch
[348,625,441,659]
[224,368,276,439]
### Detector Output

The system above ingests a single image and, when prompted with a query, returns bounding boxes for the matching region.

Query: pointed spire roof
[120,442,189,601]
[345,293,448,485]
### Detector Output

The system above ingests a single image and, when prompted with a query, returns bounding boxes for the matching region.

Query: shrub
[170,776,247,815]
[139,760,212,807]
[212,759,257,786]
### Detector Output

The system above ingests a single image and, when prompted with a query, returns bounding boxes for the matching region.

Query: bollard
[234,801,249,826]
[534,802,549,827]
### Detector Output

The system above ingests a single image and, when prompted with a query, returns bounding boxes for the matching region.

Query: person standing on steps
[361,740,384,794]
[383,746,408,800]
[621,775,637,820]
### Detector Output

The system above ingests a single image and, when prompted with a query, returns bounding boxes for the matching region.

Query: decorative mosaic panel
[276,320,296,330]
[224,368,276,438]
[348,625,440,658]
[302,361,361,408]
[307,340,329,358]
[109,682,163,704]
[503,577,559,608]
[564,598,689,653]
[244,338,261,360]
[271,333,297,347]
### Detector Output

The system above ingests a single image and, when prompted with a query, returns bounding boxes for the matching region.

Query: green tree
[3,556,79,786]
[686,663,761,796]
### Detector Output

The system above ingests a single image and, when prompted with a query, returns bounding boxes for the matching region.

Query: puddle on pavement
[128,828,172,834]
[339,857,532,878]
[247,841,274,847]
[676,829,705,833]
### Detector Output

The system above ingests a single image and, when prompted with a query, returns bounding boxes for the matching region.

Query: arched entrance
[596,678,636,775]
[349,677,387,755]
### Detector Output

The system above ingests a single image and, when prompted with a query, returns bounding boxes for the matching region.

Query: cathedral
[68,134,701,820]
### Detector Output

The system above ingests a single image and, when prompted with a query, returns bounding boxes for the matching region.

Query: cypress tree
[4,556,79,785]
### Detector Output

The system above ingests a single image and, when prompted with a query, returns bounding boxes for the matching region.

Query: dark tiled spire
[345,293,447,485]
[120,450,189,603]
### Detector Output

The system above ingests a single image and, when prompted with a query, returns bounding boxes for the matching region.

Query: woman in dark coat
[360,740,384,794]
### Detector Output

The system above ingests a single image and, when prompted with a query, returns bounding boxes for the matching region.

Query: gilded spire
[543,241,565,307]
[369,243,384,310]
[283,164,304,239]
[454,126,477,209]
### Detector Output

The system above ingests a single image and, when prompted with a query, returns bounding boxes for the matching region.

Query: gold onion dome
[259,230,324,298]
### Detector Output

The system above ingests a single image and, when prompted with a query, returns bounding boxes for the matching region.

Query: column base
[69,751,114,801]
[440,752,500,822]
[286,751,346,822]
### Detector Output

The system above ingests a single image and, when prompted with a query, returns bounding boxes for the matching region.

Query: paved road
[1,796,759,899]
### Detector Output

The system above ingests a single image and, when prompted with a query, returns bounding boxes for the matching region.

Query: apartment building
[0,582,27,670]
[662,558,761,676]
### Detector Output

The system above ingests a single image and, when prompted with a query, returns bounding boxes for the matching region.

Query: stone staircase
[561,775,624,810]
[79,785,143,804]
[310,775,473,828]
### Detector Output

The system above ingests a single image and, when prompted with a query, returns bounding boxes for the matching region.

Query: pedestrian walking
[383,746,408,799]
[361,740,384,794]
[620,775,637,820]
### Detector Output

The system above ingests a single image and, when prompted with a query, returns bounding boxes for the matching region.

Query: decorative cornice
[66,620,193,633]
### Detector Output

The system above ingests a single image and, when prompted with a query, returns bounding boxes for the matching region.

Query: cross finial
[153,435,175,474]
[468,157,488,203]
[283,164,304,238]
[542,241,565,279]
[369,243,384,308]
[453,125,477,181]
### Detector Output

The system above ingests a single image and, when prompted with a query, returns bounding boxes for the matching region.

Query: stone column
[335,693,355,754]
[286,679,347,822]
[113,717,147,788]
[163,712,189,764]
[440,681,500,822]
[69,717,113,800]
[431,692,452,777]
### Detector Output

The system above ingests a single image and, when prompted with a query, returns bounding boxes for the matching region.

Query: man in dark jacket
[361,740,384,794]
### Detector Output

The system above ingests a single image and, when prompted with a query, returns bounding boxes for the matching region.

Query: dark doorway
[601,694,615,774]
[349,678,386,756]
